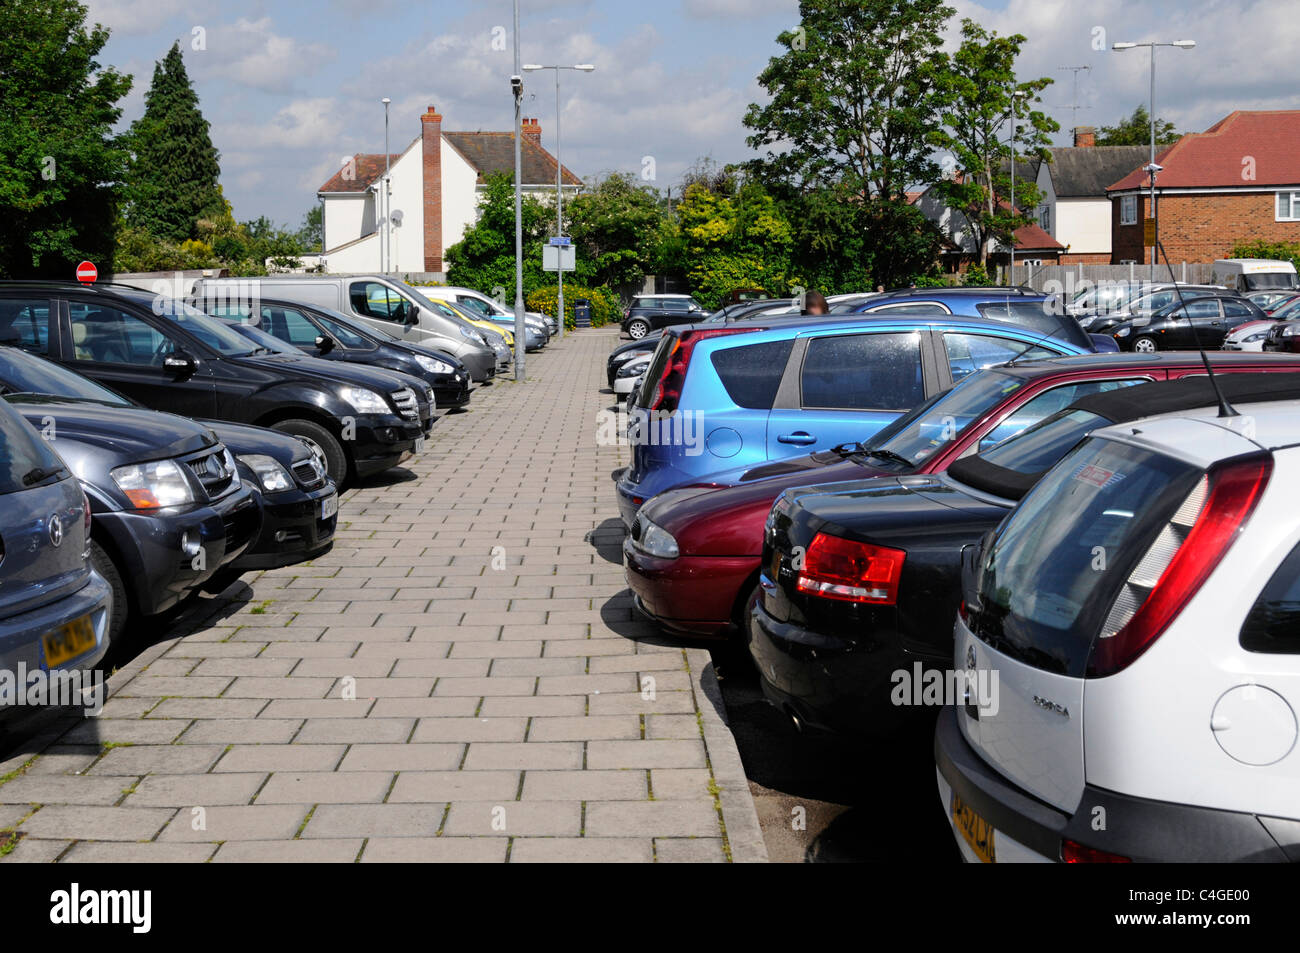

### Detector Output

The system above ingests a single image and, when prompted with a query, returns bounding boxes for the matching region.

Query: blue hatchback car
[0,400,111,712]
[613,312,1098,526]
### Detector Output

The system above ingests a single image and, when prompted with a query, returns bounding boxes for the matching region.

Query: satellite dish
[390,210,404,227]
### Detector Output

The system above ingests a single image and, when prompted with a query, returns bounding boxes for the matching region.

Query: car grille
[291,457,327,490]
[186,447,238,500]
[391,387,418,420]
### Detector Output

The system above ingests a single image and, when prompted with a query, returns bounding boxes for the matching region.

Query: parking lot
[0,328,770,863]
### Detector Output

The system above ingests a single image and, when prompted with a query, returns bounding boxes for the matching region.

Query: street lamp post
[511,2,525,380]
[523,63,595,341]
[1112,39,1196,270]
[382,97,391,274]
[1008,89,1028,285]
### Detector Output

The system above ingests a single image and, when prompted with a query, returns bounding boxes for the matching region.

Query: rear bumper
[623,540,757,637]
[748,583,927,736]
[232,484,337,571]
[94,488,260,617]
[933,705,1298,862]
[0,572,112,681]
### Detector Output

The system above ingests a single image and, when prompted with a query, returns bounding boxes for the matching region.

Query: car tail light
[82,492,92,532]
[1061,839,1131,863]
[795,532,905,604]
[645,327,762,414]
[1088,453,1273,677]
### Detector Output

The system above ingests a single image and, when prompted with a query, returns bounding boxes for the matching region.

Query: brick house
[315,106,581,276]
[1106,110,1300,264]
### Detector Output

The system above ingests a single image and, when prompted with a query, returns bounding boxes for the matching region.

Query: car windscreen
[0,348,131,405]
[858,369,1026,468]
[224,321,300,354]
[969,438,1202,676]
[1244,273,1298,291]
[945,408,1112,500]
[975,300,1091,350]
[151,296,262,356]
[0,400,66,496]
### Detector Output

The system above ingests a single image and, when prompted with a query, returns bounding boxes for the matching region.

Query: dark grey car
[0,400,112,703]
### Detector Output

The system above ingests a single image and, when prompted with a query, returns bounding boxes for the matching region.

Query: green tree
[296,205,323,252]
[444,172,550,295]
[0,0,132,277]
[676,178,801,309]
[930,19,1058,267]
[743,0,955,203]
[1097,105,1180,147]
[122,42,222,241]
[565,174,661,291]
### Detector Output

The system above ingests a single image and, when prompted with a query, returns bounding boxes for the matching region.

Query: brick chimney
[1073,125,1096,148]
[523,118,542,146]
[421,106,443,272]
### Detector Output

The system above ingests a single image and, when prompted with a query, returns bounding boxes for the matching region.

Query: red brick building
[1107,110,1300,263]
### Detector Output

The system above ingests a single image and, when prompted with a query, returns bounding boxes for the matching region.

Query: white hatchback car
[937,399,1300,862]
[613,353,652,398]
[1221,319,1278,352]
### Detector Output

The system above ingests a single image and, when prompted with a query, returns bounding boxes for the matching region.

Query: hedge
[526,285,620,330]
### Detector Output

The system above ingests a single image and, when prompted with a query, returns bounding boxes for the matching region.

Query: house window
[1277,191,1300,222]
[1120,195,1138,226]
[1038,206,1051,233]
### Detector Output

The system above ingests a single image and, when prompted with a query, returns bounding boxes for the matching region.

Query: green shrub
[526,285,620,330]
[962,264,991,286]
[1230,240,1300,271]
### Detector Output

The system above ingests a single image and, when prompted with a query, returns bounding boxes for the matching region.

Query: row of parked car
[0,274,556,717]
[611,283,1300,862]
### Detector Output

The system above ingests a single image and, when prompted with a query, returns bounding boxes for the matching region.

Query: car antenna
[1157,239,1238,419]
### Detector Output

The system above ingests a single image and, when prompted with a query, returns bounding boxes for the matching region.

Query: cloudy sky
[80,0,1298,228]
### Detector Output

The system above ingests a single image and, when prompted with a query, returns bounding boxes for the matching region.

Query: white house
[1030,130,1148,264]
[316,106,581,276]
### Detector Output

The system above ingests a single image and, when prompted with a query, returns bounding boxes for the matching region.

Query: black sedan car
[0,348,338,641]
[0,283,426,485]
[1110,294,1266,352]
[749,372,1300,737]
[194,296,472,411]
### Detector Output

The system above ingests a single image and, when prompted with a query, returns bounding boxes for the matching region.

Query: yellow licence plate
[42,615,96,669]
[952,795,996,863]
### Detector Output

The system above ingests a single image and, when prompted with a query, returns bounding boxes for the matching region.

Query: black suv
[621,295,709,340]
[0,283,428,485]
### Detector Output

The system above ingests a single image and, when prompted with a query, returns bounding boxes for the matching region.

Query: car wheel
[271,419,348,485]
[627,320,650,340]
[1131,335,1158,353]
[89,539,129,647]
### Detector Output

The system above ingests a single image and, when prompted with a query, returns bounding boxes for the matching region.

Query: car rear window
[969,438,1202,676]
[0,400,65,496]
[975,300,1092,350]
[1240,541,1300,653]
[710,339,794,409]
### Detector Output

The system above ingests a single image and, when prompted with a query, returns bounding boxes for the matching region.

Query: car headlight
[338,385,389,414]
[634,518,679,559]
[1115,327,1131,337]
[1244,331,1269,343]
[459,325,487,346]
[111,458,195,509]
[239,453,293,493]
[415,355,454,375]
[1282,325,1300,337]
[618,361,650,378]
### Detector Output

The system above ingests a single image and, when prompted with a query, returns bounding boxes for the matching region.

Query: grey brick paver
[0,329,765,863]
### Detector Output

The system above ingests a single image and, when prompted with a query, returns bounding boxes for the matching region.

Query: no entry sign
[76,261,97,283]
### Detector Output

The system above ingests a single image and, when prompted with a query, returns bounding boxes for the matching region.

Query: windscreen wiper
[863,448,914,468]
[22,464,65,486]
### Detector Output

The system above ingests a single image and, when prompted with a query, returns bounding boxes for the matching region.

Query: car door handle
[778,432,817,445]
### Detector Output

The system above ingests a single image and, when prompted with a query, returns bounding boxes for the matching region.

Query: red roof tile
[1107,110,1300,191]
[318,153,403,194]
[1013,222,1065,251]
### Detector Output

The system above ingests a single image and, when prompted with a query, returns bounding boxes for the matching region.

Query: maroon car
[623,351,1300,638]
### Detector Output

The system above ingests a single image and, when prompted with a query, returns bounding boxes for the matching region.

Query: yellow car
[467,317,513,347]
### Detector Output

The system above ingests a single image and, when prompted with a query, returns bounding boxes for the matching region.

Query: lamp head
[1112,41,1137,50]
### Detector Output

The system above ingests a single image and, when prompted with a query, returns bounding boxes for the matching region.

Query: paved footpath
[0,326,766,863]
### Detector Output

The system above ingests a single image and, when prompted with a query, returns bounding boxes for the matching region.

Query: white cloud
[190,17,334,93]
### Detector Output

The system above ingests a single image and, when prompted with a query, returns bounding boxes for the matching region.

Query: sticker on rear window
[1071,463,1126,490]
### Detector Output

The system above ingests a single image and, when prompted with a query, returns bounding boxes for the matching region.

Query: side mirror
[315,335,336,355]
[164,351,197,376]
[404,305,420,326]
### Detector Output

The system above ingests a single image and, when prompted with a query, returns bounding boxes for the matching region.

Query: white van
[1211,258,1298,293]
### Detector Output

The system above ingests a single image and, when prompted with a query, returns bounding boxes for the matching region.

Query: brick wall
[1061,252,1114,265]
[421,106,443,272]
[1112,190,1300,263]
